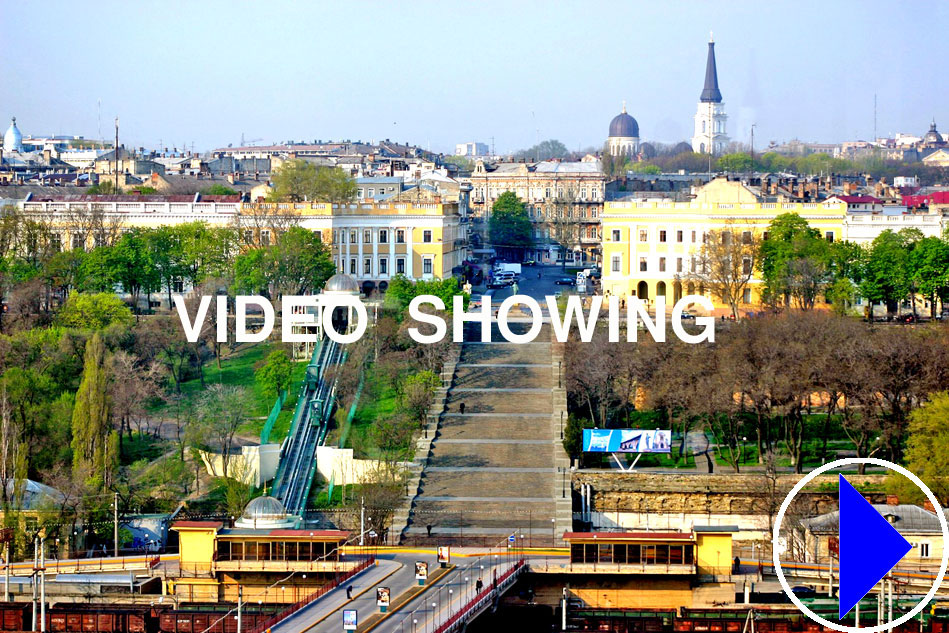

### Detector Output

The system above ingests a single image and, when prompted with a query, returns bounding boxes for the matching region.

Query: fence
[260,389,288,445]
[433,560,525,633]
[249,557,375,633]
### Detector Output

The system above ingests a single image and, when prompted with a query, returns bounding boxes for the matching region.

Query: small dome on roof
[242,496,286,520]
[609,103,640,139]
[3,117,23,153]
[323,273,360,293]
[924,120,943,145]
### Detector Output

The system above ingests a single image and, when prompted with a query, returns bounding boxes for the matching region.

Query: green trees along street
[267,159,357,203]
[488,191,533,258]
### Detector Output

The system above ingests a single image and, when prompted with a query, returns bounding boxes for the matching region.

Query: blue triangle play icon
[838,474,912,619]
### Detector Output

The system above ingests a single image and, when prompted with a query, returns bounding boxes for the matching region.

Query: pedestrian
[426,524,433,538]
[537,272,541,280]
[475,577,484,593]
[733,556,740,573]
[459,402,466,415]
[346,585,353,600]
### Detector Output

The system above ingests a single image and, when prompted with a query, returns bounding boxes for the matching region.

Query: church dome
[609,105,639,139]
[924,120,943,145]
[3,117,23,153]
[323,273,360,294]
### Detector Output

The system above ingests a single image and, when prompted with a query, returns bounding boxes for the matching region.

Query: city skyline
[2,0,947,155]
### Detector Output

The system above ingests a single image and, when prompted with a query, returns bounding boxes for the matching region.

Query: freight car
[46,605,151,633]
[0,602,30,632]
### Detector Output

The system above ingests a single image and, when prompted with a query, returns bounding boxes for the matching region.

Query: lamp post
[741,436,747,464]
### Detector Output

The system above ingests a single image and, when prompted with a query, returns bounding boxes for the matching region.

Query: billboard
[343,610,357,631]
[582,429,671,453]
[376,587,390,607]
[415,561,429,580]
[437,546,451,564]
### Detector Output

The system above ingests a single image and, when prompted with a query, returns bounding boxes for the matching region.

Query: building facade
[465,159,606,264]
[600,178,847,312]
[690,39,729,155]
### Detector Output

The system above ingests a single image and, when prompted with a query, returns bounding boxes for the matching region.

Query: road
[276,551,526,633]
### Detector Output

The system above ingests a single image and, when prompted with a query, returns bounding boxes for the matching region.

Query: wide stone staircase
[397,321,572,545]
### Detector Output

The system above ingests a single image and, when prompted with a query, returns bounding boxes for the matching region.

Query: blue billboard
[582,429,672,453]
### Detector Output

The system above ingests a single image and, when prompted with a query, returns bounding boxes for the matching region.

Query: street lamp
[741,436,747,464]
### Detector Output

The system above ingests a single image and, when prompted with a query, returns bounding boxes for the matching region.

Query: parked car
[679,310,696,320]
[554,277,575,286]
[522,259,536,266]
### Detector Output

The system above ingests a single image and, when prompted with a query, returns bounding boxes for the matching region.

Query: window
[396,257,405,274]
[742,257,752,275]
[423,258,433,275]
[357,188,364,198]
[676,230,683,243]
[921,543,931,558]
[639,229,648,242]
[243,230,253,245]
[50,234,62,252]
[423,230,432,243]
[261,230,270,246]
[349,258,356,275]
[763,231,770,241]
[611,229,621,242]
[173,280,184,293]
[379,229,388,243]
[691,230,697,243]
[639,257,647,272]
[743,288,752,304]
[367,188,375,198]
[659,230,667,243]
[364,257,372,275]
[742,231,752,244]
[611,255,621,273]
[690,257,696,273]
[350,230,357,244]
[364,229,372,244]
[659,257,666,272]
[721,232,730,245]
[676,258,683,273]
[380,258,388,275]
[825,231,835,243]
[396,229,406,244]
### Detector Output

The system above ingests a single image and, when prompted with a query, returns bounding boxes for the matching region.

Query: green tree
[71,333,117,489]
[268,159,357,203]
[716,152,753,172]
[232,226,334,298]
[108,229,157,312]
[759,213,830,309]
[255,349,293,400]
[910,236,949,318]
[514,139,568,161]
[860,230,913,316]
[383,275,466,314]
[56,292,134,330]
[488,192,532,256]
[902,392,949,505]
[84,181,119,195]
[402,370,441,426]
[202,184,239,196]
[563,416,593,462]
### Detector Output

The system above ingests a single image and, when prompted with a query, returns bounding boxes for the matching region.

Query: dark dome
[924,120,943,145]
[609,110,639,139]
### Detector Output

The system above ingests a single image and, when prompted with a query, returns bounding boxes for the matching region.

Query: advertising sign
[343,610,357,631]
[415,561,429,580]
[582,429,672,453]
[376,586,390,607]
[437,546,450,564]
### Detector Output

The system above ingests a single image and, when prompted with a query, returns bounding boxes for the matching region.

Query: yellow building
[170,515,356,604]
[600,178,847,313]
[16,198,467,294]
[558,527,736,609]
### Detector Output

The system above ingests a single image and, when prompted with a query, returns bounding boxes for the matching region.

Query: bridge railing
[434,559,525,633]
[249,556,375,633]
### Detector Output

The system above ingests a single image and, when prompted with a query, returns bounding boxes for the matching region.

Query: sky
[2,0,946,155]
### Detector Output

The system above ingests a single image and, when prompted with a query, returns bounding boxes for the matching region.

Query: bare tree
[546,186,584,268]
[691,225,760,319]
[196,384,252,477]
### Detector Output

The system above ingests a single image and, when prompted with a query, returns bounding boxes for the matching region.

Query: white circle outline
[772,458,949,633]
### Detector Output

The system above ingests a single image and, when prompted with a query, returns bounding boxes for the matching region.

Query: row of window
[341,255,433,277]
[356,186,398,198]
[569,543,695,566]
[216,540,341,562]
[610,228,835,244]
[526,206,599,220]
[611,254,754,276]
[473,186,601,201]
[334,228,432,245]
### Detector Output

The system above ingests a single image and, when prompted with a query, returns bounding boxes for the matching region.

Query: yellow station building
[600,178,848,314]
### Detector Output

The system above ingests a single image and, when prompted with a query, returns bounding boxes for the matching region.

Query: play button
[773,458,949,633]
[838,474,911,619]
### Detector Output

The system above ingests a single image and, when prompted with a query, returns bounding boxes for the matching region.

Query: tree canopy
[268,159,357,203]
[488,192,533,253]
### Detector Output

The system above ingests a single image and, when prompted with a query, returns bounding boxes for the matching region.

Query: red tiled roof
[903,192,949,207]
[563,531,692,541]
[834,195,881,204]
[172,521,223,529]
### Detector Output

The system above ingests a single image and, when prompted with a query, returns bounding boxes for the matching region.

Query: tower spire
[621,100,626,114]
[700,39,723,103]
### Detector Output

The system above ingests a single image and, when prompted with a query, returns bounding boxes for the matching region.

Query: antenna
[97,99,102,143]
[873,93,878,142]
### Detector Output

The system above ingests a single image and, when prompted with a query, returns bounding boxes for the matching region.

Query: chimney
[227,173,236,184]
[886,494,899,505]
[924,500,936,513]
[43,148,51,163]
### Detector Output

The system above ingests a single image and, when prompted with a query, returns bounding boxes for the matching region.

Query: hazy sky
[2,1,946,155]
